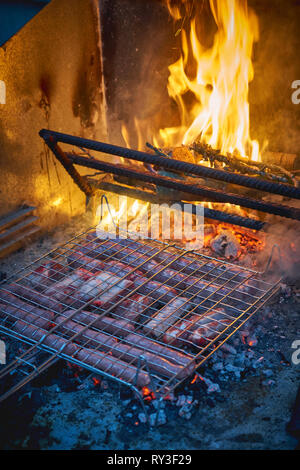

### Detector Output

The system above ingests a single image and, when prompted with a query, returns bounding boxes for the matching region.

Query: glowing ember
[190,374,197,384]
[142,386,156,401]
[206,222,265,258]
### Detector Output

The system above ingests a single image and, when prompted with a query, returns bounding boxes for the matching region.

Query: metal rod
[45,136,94,197]
[64,152,300,221]
[97,181,266,231]
[39,129,300,200]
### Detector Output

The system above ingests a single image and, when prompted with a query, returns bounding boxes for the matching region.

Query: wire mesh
[0,228,281,397]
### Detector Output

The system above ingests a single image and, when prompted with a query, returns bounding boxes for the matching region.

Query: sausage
[14,320,79,356]
[0,297,53,329]
[143,297,189,338]
[65,310,134,337]
[55,316,192,379]
[124,333,194,369]
[75,348,150,388]
[2,283,62,312]
[13,320,149,388]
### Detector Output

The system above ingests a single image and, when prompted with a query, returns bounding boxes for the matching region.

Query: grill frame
[0,227,282,401]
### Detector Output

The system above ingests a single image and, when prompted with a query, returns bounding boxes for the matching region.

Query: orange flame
[161,0,260,161]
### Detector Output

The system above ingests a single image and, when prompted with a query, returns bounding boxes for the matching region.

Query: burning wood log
[191,141,298,187]
[125,333,194,369]
[40,129,300,201]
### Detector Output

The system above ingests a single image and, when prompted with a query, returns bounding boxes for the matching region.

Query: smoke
[256,209,300,280]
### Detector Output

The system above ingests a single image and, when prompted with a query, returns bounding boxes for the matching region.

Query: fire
[190,374,197,384]
[105,1,264,260]
[92,377,101,386]
[162,0,260,161]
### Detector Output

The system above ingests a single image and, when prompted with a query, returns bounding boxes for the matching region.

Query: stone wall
[0,0,107,228]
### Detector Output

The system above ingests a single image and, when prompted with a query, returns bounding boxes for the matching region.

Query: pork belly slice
[111,293,153,323]
[44,269,91,303]
[44,269,133,310]
[77,272,133,308]
[143,297,189,338]
[188,310,232,347]
[164,308,232,347]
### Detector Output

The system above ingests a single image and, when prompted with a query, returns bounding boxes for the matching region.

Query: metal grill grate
[0,228,281,400]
